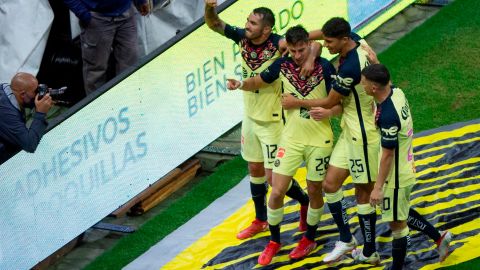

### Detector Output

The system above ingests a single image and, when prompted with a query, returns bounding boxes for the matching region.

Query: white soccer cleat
[323,236,358,263]
[437,230,452,262]
[352,248,381,265]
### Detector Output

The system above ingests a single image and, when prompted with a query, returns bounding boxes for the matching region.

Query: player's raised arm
[204,0,226,35]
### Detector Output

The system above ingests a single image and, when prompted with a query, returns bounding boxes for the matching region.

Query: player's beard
[245,29,261,41]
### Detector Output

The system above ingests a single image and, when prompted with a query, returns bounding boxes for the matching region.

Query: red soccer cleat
[289,236,317,259]
[299,204,308,232]
[236,219,268,240]
[258,241,281,266]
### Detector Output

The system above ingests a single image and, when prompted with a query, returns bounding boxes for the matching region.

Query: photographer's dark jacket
[0,84,48,164]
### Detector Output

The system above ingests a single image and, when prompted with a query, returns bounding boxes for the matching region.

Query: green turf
[84,0,480,269]
[83,156,248,270]
[440,257,480,270]
[379,0,480,132]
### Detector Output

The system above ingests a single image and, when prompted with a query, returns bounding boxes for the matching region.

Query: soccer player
[204,0,314,240]
[228,25,341,265]
[362,64,452,269]
[282,17,381,263]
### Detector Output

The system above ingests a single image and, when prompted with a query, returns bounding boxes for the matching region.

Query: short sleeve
[260,58,284,83]
[224,24,245,44]
[332,65,356,96]
[378,101,400,149]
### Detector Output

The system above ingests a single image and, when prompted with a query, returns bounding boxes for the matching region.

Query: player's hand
[227,78,241,90]
[300,57,314,79]
[35,93,54,114]
[369,186,384,207]
[136,2,150,16]
[309,107,331,121]
[281,93,300,109]
[279,39,289,56]
[361,43,379,64]
[205,0,217,8]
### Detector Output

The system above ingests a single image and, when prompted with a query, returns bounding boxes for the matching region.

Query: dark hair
[361,64,390,86]
[253,7,275,27]
[285,25,309,45]
[322,17,351,38]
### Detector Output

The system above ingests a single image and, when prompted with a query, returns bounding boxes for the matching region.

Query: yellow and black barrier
[162,119,480,269]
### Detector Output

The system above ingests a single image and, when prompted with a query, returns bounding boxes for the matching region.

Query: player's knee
[270,188,286,203]
[248,162,264,176]
[307,182,323,197]
[322,178,338,193]
[355,183,374,203]
[355,191,370,204]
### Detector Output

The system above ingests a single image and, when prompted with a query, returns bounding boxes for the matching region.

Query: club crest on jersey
[263,50,272,60]
[281,60,324,97]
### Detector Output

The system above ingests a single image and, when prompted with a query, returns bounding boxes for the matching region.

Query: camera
[37,84,68,100]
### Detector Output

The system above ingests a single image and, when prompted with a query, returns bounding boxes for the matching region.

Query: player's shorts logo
[277,147,286,158]
[274,159,281,167]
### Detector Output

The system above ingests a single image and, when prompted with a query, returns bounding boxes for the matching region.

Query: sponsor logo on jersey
[381,126,399,137]
[401,102,410,120]
[332,74,354,88]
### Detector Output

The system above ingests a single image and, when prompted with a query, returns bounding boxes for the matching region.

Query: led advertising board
[0,0,413,268]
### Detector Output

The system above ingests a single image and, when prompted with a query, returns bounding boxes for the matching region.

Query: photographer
[0,72,53,164]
